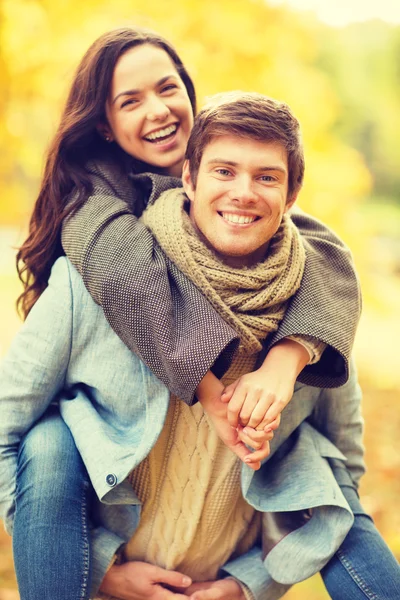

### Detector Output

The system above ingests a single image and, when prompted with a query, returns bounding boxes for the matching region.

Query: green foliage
[316,20,400,205]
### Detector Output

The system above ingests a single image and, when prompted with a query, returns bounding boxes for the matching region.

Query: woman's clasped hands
[100,562,245,600]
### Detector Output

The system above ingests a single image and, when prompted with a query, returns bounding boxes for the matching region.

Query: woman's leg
[13,406,92,600]
[321,469,400,600]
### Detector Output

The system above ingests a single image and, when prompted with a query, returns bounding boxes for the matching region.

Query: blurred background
[0,0,399,598]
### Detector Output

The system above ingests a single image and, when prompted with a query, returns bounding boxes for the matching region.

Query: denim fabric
[13,407,91,600]
[224,472,400,600]
[321,482,400,599]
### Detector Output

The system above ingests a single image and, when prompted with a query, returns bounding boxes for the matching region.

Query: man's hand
[221,338,310,429]
[99,562,191,600]
[196,371,271,470]
[185,578,246,600]
[237,416,279,449]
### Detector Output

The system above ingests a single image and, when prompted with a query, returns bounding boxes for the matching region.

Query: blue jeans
[11,414,400,600]
[321,467,400,599]
[13,407,91,600]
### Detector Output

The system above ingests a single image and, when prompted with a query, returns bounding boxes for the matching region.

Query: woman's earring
[105,135,112,143]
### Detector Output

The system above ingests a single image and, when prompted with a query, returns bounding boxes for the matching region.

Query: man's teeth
[221,213,257,224]
[145,124,177,141]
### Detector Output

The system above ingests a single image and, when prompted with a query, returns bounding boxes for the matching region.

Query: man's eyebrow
[258,165,287,174]
[206,159,239,167]
[111,74,178,105]
[206,158,287,173]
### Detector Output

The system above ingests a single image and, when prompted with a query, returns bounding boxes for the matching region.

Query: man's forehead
[199,134,288,171]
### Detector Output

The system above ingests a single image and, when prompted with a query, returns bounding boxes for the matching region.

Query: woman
[2,27,397,600]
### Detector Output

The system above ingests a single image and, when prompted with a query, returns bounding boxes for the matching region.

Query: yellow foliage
[0,0,372,232]
[0,4,399,597]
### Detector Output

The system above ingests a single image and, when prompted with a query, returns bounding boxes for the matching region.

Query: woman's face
[103,44,194,177]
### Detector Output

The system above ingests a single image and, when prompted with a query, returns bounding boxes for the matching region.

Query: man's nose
[146,95,170,122]
[229,177,257,203]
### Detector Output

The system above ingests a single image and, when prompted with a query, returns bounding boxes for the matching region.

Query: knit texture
[122,193,306,582]
[141,188,306,354]
[125,352,262,583]
[62,163,362,389]
[62,168,240,405]
[288,334,326,365]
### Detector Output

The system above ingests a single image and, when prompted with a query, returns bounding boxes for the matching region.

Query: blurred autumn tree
[0,0,371,235]
[317,20,400,206]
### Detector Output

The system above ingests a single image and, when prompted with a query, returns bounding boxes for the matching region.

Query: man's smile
[219,212,260,225]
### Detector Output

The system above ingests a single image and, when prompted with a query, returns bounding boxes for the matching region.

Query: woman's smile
[143,123,178,143]
[104,44,194,176]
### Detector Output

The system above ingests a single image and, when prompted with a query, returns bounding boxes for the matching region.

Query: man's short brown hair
[185,91,305,201]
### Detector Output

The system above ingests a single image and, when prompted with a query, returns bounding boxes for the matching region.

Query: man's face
[183,135,297,267]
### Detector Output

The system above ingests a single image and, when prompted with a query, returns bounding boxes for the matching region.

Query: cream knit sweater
[124,354,261,582]
[121,189,307,581]
[97,188,309,598]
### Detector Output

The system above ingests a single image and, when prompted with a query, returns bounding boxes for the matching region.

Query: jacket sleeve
[263,207,362,387]
[90,526,125,598]
[61,167,239,405]
[221,546,291,600]
[0,258,73,531]
[308,357,365,487]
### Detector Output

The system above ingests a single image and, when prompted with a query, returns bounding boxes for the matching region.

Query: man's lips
[219,211,260,225]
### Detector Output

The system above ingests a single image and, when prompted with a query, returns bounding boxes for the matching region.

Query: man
[100,93,398,599]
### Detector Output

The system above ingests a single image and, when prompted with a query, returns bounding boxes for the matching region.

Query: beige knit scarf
[142,188,306,354]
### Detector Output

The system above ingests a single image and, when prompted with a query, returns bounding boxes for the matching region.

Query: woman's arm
[264,207,362,388]
[0,258,73,531]
[62,163,239,405]
[62,164,360,401]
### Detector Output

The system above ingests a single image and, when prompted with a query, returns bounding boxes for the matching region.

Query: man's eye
[216,169,232,176]
[260,175,275,182]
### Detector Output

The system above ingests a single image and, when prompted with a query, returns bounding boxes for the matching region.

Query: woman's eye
[121,98,138,109]
[160,84,177,94]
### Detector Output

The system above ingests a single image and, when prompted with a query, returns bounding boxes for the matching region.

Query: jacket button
[106,473,117,487]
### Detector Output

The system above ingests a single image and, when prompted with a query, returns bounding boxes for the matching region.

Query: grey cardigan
[62,158,361,403]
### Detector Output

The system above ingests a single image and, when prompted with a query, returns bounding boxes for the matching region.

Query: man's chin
[215,249,257,268]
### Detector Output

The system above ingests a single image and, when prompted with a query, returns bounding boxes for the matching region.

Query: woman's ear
[182,160,195,202]
[96,122,114,143]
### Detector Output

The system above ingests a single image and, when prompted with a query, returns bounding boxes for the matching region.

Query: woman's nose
[146,96,170,122]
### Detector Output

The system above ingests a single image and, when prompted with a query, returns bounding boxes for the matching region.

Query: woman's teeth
[145,124,177,143]
[221,213,257,224]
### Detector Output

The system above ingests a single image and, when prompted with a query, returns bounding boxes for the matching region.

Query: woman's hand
[100,562,191,600]
[221,338,309,429]
[185,578,246,600]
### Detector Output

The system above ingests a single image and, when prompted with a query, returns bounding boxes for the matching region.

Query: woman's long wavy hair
[16,27,196,318]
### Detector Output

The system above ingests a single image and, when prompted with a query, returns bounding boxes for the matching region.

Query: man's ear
[284,191,298,213]
[182,160,195,202]
[96,122,114,143]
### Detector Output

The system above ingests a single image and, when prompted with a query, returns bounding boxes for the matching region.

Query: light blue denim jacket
[0,258,365,599]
